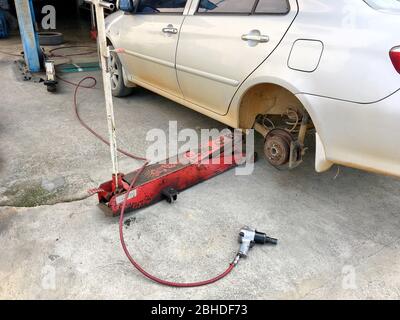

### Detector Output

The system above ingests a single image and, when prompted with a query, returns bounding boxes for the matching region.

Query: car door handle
[241,34,269,43]
[162,25,178,34]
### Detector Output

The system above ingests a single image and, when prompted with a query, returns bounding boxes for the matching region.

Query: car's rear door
[176,0,298,115]
[117,0,191,98]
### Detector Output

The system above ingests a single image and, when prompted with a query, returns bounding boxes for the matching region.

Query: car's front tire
[109,46,133,97]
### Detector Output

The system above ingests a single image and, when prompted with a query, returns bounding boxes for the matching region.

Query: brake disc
[264,129,294,167]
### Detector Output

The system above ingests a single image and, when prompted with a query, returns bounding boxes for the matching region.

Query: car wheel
[109,46,133,97]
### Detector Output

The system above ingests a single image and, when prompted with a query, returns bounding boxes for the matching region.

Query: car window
[137,0,188,13]
[197,0,257,14]
[255,0,290,14]
[197,0,290,14]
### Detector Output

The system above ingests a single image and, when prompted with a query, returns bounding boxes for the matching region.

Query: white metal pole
[91,0,119,187]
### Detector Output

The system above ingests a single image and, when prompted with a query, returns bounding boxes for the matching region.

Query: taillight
[390,47,400,74]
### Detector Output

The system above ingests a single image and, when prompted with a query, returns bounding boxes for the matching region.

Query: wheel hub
[109,54,119,90]
[264,129,294,167]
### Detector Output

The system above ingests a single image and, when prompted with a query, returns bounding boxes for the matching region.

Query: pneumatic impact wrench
[238,227,278,258]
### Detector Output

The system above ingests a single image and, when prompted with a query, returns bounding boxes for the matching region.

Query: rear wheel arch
[237,82,333,172]
[237,83,305,129]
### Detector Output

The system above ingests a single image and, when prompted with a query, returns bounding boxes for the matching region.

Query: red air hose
[0,50,23,57]
[49,45,98,58]
[71,76,238,287]
[118,165,237,287]
[71,77,146,161]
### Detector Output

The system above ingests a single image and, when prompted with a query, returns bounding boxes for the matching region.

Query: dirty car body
[105,0,400,177]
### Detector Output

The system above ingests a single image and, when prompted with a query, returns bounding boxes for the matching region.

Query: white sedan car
[105,0,400,177]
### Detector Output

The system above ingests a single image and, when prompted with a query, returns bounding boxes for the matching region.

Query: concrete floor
[1,34,400,300]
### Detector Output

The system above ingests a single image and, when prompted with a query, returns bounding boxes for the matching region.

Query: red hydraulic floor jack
[97,133,246,216]
[90,0,248,216]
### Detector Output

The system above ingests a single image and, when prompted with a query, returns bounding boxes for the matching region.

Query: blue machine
[119,0,135,12]
[0,9,9,38]
[14,0,42,72]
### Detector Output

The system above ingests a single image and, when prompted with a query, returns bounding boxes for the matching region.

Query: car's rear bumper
[297,90,400,177]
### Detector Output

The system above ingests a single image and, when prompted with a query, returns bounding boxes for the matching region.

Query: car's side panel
[106,11,240,128]
[107,9,189,98]
[228,0,400,177]
[299,90,400,178]
[129,74,240,128]
[240,0,400,104]
[175,0,298,115]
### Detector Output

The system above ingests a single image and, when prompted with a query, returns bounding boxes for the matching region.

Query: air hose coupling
[231,253,241,266]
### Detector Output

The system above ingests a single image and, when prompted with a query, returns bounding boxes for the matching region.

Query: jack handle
[84,0,115,10]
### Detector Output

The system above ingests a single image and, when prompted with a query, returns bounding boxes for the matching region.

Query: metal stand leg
[14,0,41,72]
[89,0,119,188]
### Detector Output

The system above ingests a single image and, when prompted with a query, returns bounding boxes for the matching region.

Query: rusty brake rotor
[264,129,294,167]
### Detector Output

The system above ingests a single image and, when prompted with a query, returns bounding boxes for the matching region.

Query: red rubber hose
[118,167,237,287]
[0,50,23,57]
[1,45,95,59]
[72,77,146,161]
[72,76,238,287]
[49,45,98,58]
